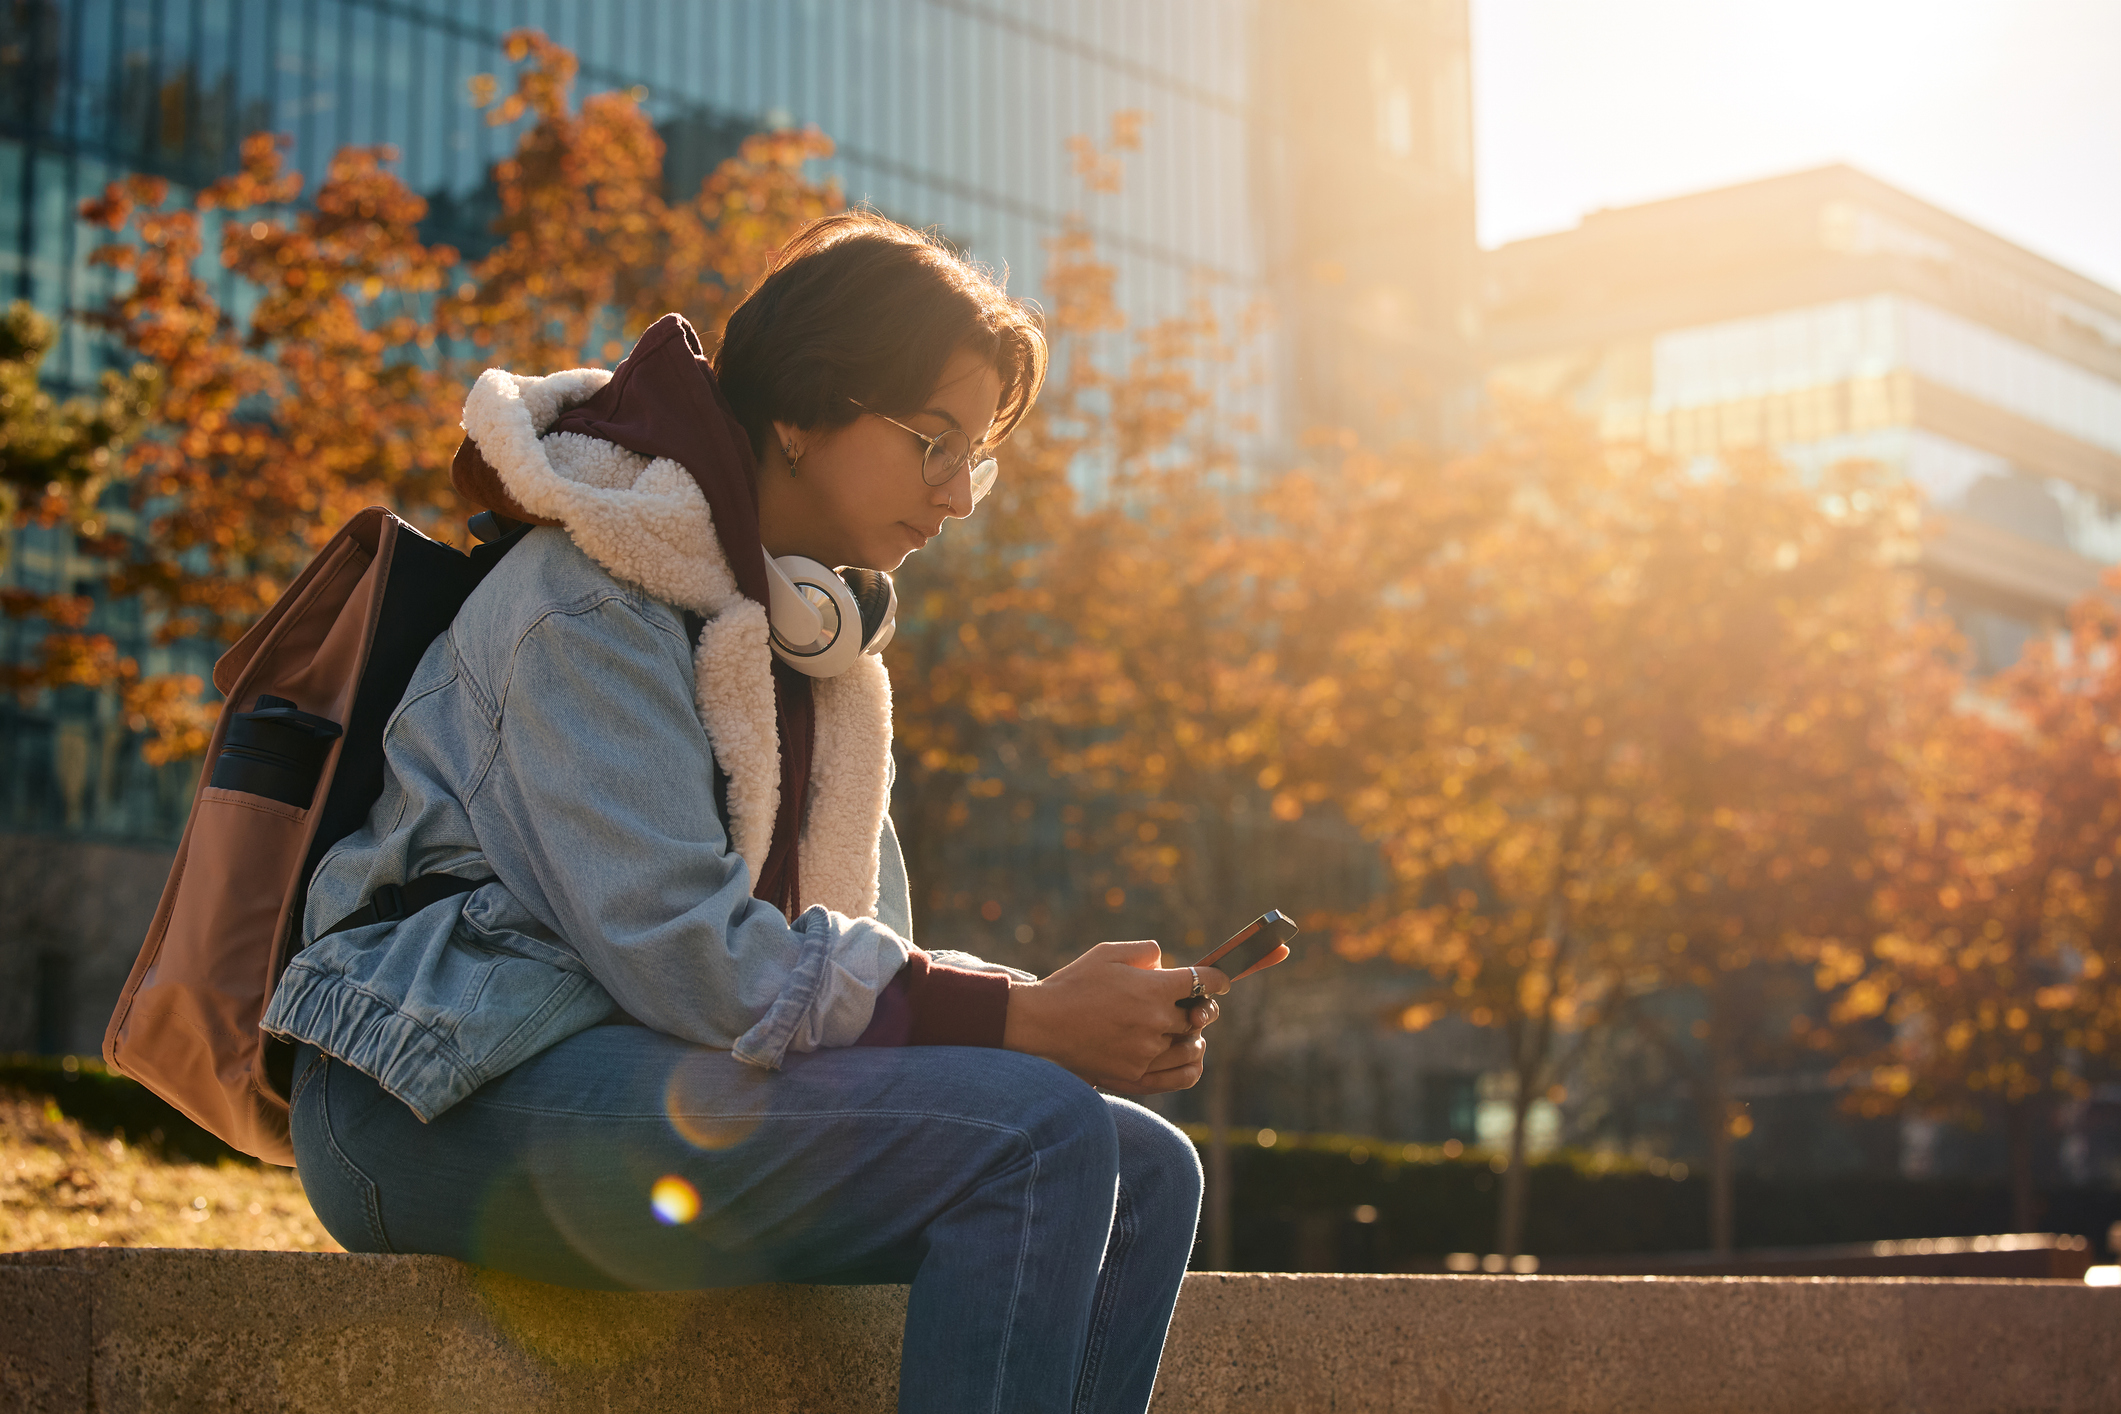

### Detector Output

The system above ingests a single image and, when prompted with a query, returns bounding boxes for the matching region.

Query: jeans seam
[287,1047,326,1110]
[987,1142,1039,1414]
[315,1061,395,1254]
[1072,1181,1133,1413]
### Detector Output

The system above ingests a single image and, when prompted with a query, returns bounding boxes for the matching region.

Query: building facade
[1252,0,1480,451]
[0,0,1478,1052]
[1483,164,2121,673]
[1484,166,2121,1187]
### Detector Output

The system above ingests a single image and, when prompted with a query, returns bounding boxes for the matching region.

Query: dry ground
[0,1087,340,1253]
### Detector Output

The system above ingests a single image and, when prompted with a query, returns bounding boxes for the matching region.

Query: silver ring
[1187,966,1204,1000]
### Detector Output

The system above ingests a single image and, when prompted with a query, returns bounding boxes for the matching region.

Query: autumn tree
[8,31,837,762]
[1832,572,2121,1227]
[0,301,174,733]
[1316,408,1956,1257]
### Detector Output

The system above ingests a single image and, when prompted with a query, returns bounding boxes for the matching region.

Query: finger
[1094,939,1164,970]
[1174,996,1219,1032]
[1133,1060,1205,1093]
[1165,998,1216,1035]
[1226,945,1288,983]
[1159,964,1230,1003]
[1146,1034,1206,1071]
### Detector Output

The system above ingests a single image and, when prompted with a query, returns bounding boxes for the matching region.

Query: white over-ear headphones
[762,550,898,677]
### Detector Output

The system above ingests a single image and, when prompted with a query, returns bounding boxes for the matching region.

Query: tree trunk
[1702,1072,1738,1256]
[1707,1115,1734,1256]
[1495,1071,1534,1258]
[2006,1097,2041,1232]
[1705,991,1738,1257]
[1207,1051,1233,1270]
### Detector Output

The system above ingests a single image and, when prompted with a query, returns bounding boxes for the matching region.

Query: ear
[768,419,804,468]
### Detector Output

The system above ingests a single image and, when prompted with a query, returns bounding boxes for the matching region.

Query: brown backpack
[102,506,522,1164]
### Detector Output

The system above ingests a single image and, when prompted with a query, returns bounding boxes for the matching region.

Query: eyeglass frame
[849,401,999,506]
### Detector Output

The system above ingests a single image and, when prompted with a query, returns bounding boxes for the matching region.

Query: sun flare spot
[650,1175,700,1226]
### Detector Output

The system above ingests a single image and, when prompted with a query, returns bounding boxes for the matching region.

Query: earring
[783,441,802,472]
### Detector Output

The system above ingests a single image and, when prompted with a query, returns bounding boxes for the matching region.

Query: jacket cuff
[853,950,1010,1048]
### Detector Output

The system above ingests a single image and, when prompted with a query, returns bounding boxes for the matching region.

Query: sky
[1470,0,2121,292]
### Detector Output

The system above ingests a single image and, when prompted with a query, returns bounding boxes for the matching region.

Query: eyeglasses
[853,402,999,506]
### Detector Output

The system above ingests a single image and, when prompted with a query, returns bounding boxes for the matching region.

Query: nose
[933,459,977,519]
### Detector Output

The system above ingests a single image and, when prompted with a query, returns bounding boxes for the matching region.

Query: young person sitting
[264,210,1232,1414]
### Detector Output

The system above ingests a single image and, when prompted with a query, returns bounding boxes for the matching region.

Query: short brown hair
[711,209,1047,462]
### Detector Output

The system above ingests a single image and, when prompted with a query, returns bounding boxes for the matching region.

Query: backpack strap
[319,873,497,939]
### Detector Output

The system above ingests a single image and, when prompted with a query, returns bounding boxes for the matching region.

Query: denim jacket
[264,362,938,1121]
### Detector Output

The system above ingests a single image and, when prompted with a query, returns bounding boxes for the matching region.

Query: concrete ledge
[4,1248,2117,1413]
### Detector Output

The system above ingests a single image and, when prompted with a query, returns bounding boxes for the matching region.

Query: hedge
[1183,1126,2121,1270]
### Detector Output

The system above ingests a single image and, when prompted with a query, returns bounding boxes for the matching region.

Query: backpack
[101,506,525,1165]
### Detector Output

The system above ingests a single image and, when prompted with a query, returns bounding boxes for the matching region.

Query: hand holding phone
[1180,909,1297,1011]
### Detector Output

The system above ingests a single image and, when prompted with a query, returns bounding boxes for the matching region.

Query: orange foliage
[1842,570,2121,1121]
[7,31,839,766]
[1293,407,1957,1251]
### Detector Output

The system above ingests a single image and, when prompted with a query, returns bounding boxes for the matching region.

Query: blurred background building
[1254,0,1480,451]
[1484,164,2121,675]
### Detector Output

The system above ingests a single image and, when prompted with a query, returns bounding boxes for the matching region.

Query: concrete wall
[0,835,172,1055]
[4,1250,2117,1413]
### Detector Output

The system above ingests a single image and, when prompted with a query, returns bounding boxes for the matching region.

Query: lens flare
[650,1175,699,1226]
[664,1059,761,1151]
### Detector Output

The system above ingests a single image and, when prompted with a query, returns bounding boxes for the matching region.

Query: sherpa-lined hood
[452,343,893,922]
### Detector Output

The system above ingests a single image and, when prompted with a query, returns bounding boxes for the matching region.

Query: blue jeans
[290,1028,1201,1413]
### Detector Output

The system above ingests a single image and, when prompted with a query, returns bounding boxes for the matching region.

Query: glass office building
[1484,164,2121,673]
[0,0,1272,847]
[4,0,1260,393]
[1644,295,2121,568]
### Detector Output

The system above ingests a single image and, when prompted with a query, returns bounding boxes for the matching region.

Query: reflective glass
[1773,427,2121,565]
[1906,301,2121,457]
[1652,295,2121,458]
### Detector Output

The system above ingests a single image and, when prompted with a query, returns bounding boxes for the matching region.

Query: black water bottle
[209,694,343,807]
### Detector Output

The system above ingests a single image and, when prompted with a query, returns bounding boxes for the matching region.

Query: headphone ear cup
[766,555,864,677]
[837,568,897,655]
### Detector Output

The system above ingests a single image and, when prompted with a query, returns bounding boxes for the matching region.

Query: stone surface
[1,1249,903,1414]
[0,1264,93,1414]
[3,1248,2117,1413]
[1153,1271,2121,1413]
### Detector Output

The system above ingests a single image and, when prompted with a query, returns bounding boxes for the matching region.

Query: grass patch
[1,1086,338,1253]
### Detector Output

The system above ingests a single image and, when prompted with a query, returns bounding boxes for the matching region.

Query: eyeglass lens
[920,428,972,486]
[921,428,999,504]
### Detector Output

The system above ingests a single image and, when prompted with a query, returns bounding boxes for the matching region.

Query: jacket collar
[457,365,894,922]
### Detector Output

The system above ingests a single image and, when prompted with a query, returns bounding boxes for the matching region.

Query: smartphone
[1180,910,1298,1010]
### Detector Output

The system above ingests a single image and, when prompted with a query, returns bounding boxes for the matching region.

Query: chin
[867,535,921,572]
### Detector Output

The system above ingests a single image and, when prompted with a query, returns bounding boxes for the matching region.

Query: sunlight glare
[650,1175,700,1226]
